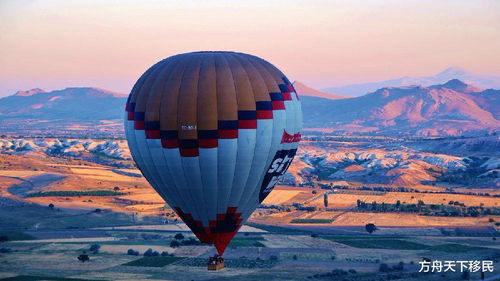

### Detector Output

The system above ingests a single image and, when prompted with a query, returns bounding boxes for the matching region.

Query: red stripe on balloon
[127,112,135,120]
[161,139,179,148]
[272,101,285,110]
[199,139,218,148]
[134,121,145,130]
[282,92,292,101]
[180,148,199,157]
[238,119,257,129]
[219,129,238,139]
[145,130,160,139]
[256,110,273,119]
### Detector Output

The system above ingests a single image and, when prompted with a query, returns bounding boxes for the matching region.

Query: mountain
[0,87,127,138]
[1,80,498,137]
[323,67,500,96]
[292,81,349,100]
[302,79,500,136]
[0,87,126,120]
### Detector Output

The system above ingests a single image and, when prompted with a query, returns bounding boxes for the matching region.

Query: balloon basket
[207,255,224,271]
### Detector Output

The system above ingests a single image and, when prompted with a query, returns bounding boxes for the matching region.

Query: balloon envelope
[125,51,301,254]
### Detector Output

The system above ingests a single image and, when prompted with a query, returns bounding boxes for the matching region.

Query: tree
[417,200,425,212]
[174,233,184,240]
[113,186,120,191]
[379,263,390,272]
[365,223,377,234]
[127,249,139,256]
[323,194,329,208]
[356,199,361,208]
[78,254,90,262]
[161,251,169,256]
[144,248,154,256]
[393,261,404,271]
[0,236,8,243]
[89,244,100,254]
[48,203,54,210]
[170,240,180,248]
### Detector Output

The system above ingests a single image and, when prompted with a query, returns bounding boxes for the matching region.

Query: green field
[123,256,185,267]
[321,235,488,252]
[229,236,266,247]
[0,231,35,241]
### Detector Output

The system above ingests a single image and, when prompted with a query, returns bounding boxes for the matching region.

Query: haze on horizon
[0,0,499,97]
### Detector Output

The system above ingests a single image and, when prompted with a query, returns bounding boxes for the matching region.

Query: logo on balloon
[259,148,298,202]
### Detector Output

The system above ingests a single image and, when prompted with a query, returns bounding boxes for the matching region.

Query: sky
[0,0,499,96]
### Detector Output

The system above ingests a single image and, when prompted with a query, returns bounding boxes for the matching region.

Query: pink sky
[0,0,499,96]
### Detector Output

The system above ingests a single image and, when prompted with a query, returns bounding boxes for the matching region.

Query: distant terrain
[0,136,499,281]
[0,78,498,138]
[0,74,498,280]
[323,67,500,96]
[302,79,499,136]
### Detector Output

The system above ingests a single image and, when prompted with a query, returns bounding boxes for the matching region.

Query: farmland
[0,136,499,280]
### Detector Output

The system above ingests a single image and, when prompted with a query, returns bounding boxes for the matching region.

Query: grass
[0,204,158,229]
[321,235,489,252]
[25,190,125,197]
[290,219,333,224]
[0,276,105,281]
[229,237,266,247]
[246,222,312,235]
[0,231,35,241]
[178,257,278,268]
[123,256,185,267]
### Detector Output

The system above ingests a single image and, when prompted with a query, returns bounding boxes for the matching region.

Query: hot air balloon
[124,51,301,258]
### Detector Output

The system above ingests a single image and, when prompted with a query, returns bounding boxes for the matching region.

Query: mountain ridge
[323,67,500,96]
[0,80,498,137]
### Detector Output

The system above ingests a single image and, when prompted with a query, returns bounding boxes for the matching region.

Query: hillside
[292,81,349,100]
[0,87,127,137]
[302,79,500,136]
[324,67,500,96]
[0,80,498,137]
[0,87,126,120]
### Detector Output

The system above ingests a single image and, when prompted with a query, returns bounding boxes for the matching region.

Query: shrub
[127,249,139,256]
[292,255,298,260]
[379,263,390,272]
[160,251,169,257]
[393,261,404,271]
[348,269,357,274]
[77,254,89,262]
[144,248,154,256]
[0,247,12,253]
[174,233,185,240]
[170,240,180,248]
[269,255,278,261]
[365,223,377,234]
[89,244,100,254]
